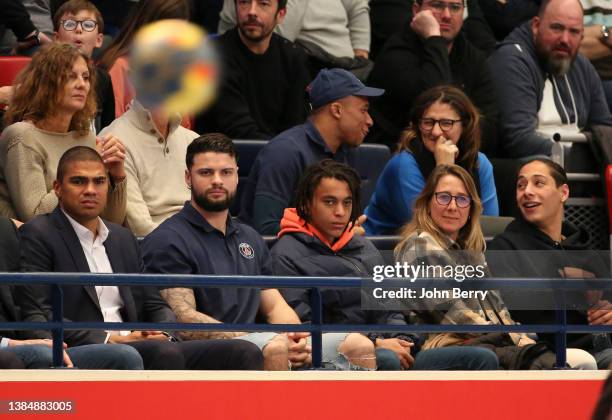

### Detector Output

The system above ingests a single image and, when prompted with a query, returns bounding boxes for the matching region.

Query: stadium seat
[481,215,513,240]
[0,56,31,87]
[348,143,391,210]
[232,139,267,214]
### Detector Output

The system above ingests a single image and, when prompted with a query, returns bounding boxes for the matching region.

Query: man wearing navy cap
[239,67,384,235]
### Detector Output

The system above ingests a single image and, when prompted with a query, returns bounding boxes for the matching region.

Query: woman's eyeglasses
[419,118,462,132]
[61,19,98,32]
[434,192,471,208]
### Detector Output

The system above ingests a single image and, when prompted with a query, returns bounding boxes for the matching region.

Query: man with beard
[142,134,312,370]
[195,0,310,139]
[490,0,612,158]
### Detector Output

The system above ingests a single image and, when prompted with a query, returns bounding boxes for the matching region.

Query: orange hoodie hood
[277,208,354,253]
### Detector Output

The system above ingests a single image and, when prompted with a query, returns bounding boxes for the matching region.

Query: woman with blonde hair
[364,85,498,235]
[0,42,126,223]
[395,165,537,365]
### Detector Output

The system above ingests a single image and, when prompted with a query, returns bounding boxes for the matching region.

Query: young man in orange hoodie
[265,159,499,370]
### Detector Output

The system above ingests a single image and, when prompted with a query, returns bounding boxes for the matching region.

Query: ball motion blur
[130,19,218,115]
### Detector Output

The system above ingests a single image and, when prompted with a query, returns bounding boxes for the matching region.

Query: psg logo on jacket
[238,242,255,259]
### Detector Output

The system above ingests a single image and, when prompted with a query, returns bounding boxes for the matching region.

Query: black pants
[128,339,263,370]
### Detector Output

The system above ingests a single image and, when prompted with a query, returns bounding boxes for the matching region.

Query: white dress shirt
[62,209,130,338]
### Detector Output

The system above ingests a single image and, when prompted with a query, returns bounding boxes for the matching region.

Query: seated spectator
[52,0,115,131]
[364,85,498,235]
[0,43,127,224]
[219,0,372,79]
[0,0,115,133]
[100,100,197,237]
[17,146,263,371]
[0,216,143,369]
[97,0,191,121]
[393,164,591,369]
[240,68,384,235]
[488,158,610,369]
[196,0,310,140]
[143,134,310,371]
[367,0,499,154]
[489,0,612,158]
[370,0,498,59]
[266,160,499,370]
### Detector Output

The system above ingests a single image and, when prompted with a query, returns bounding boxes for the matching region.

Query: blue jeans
[5,344,143,369]
[412,346,499,370]
[375,348,401,370]
[592,347,612,370]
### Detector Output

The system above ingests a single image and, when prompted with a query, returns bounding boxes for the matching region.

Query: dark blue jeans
[376,346,499,370]
[5,343,144,369]
[412,346,499,370]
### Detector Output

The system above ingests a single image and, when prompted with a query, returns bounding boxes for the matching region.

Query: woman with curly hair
[364,85,498,235]
[0,42,126,223]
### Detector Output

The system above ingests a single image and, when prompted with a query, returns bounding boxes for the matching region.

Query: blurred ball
[130,19,218,115]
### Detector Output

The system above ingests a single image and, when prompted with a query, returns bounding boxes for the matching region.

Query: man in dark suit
[17,146,263,370]
[0,216,143,369]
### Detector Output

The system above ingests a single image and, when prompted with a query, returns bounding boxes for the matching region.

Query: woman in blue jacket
[365,85,498,235]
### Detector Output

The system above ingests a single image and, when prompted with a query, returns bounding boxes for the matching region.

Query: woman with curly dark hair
[0,42,126,223]
[364,85,498,235]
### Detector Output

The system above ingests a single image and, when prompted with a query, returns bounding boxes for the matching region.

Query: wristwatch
[602,24,610,41]
[19,29,41,47]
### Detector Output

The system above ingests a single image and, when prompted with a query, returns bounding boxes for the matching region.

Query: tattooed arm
[159,287,245,340]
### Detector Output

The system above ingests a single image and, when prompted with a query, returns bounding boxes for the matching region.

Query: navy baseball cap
[308,68,385,109]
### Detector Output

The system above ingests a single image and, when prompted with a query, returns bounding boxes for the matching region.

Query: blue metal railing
[1,273,612,369]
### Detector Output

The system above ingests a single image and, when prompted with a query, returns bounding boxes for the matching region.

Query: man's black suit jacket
[0,217,22,340]
[17,207,178,347]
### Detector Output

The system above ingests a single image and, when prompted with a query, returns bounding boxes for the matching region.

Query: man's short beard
[237,23,273,44]
[535,40,574,76]
[544,56,572,76]
[192,188,235,212]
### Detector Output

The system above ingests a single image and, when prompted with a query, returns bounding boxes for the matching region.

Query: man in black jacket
[196,0,310,139]
[367,0,499,155]
[488,158,610,369]
[18,146,263,370]
[0,217,143,369]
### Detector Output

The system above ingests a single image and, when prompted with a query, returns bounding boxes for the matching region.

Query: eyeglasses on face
[61,19,98,32]
[434,192,471,208]
[423,1,465,15]
[419,117,463,132]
